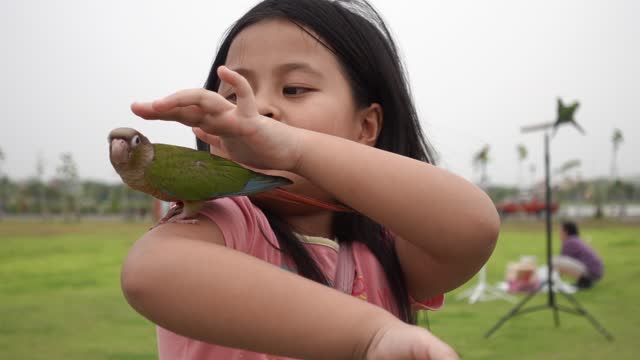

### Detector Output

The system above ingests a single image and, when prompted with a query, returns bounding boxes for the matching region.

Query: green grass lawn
[0,221,156,360]
[1,219,638,359]
[431,219,640,359]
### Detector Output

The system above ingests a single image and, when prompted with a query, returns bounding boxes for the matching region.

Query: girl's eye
[283,87,309,96]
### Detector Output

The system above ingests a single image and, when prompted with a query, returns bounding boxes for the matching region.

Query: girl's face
[217,19,379,215]
[220,19,364,141]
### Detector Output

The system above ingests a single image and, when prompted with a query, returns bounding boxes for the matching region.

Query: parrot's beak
[110,139,130,165]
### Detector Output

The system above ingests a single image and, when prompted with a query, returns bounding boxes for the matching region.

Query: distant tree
[555,159,581,202]
[121,185,145,221]
[81,180,117,215]
[585,182,605,219]
[528,163,537,191]
[55,153,80,221]
[107,186,122,214]
[0,146,5,218]
[35,153,48,218]
[472,145,490,189]
[516,144,527,190]
[121,185,131,220]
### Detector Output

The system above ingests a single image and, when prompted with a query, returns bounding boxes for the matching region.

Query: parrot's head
[108,128,153,172]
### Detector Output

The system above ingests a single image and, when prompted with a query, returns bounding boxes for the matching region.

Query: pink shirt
[157,197,444,360]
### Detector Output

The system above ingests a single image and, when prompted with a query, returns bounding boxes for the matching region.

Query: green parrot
[108,127,292,225]
[553,98,584,136]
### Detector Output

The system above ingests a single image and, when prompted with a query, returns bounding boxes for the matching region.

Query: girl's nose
[255,94,280,120]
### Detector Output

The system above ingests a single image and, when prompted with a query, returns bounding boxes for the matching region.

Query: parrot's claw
[150,203,199,229]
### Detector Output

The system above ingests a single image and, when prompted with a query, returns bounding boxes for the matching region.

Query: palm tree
[610,128,623,180]
[556,159,581,176]
[472,145,490,189]
[516,144,527,191]
[610,128,625,216]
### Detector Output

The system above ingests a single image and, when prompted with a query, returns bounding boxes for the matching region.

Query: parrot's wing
[146,144,290,201]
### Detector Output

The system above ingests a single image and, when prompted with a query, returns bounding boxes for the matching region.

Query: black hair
[562,221,579,236]
[196,0,436,324]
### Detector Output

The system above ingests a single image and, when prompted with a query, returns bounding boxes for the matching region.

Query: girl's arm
[121,217,456,359]
[132,66,499,304]
[293,129,500,300]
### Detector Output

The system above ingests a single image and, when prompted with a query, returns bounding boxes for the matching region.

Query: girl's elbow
[476,207,501,259]
[486,207,501,245]
[460,202,500,262]
[120,254,153,310]
[120,238,164,311]
[467,188,501,255]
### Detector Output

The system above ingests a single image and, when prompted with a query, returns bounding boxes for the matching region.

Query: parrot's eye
[131,135,141,147]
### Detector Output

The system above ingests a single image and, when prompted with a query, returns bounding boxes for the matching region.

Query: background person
[553,220,604,289]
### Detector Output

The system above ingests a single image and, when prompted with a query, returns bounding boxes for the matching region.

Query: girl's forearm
[121,230,397,359]
[294,129,499,262]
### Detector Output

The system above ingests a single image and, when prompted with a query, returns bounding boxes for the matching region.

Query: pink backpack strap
[334,242,356,295]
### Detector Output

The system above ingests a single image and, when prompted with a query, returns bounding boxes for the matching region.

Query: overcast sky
[1,0,638,186]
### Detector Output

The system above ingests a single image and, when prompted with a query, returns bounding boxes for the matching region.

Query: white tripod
[456,266,515,304]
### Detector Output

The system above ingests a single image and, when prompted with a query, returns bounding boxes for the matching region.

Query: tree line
[471,128,638,218]
[0,151,152,220]
[0,143,636,220]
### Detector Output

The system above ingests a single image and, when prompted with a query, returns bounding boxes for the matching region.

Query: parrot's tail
[243,174,292,194]
[256,188,353,213]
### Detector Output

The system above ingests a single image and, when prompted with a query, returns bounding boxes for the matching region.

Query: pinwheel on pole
[485,98,613,341]
[520,98,585,135]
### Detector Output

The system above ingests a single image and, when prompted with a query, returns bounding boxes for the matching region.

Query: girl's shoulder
[198,196,276,254]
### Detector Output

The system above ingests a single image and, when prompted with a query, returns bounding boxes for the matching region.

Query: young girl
[124,0,499,358]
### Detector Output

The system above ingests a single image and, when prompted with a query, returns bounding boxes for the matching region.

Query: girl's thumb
[193,127,222,149]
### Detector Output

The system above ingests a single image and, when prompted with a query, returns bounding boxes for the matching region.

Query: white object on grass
[456,266,516,304]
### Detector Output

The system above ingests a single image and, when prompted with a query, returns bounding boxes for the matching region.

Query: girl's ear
[357,103,383,146]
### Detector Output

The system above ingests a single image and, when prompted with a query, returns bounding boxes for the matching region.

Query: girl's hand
[131,66,303,171]
[366,323,459,360]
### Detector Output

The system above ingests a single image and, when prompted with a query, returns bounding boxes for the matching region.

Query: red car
[496,194,558,216]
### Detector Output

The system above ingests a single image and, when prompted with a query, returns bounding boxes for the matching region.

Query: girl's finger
[217,66,258,118]
[152,88,234,116]
[132,100,241,136]
[131,102,206,126]
[193,128,233,159]
[131,101,160,119]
